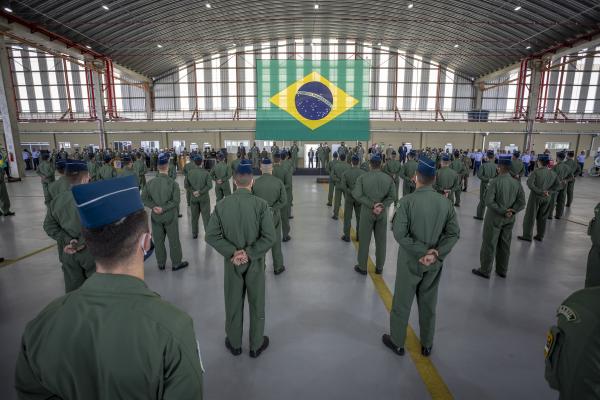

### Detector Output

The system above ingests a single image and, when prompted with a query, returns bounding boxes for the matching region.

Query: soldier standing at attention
[150,150,158,171]
[186,154,213,240]
[134,152,147,190]
[86,152,98,182]
[142,153,188,271]
[326,152,340,207]
[97,154,117,181]
[118,154,138,187]
[43,160,95,292]
[282,151,295,220]
[433,154,461,206]
[210,152,232,201]
[341,155,366,242]
[205,163,276,357]
[352,154,396,275]
[552,151,574,220]
[472,155,526,279]
[184,154,201,207]
[585,203,600,288]
[37,152,55,205]
[168,152,177,180]
[564,151,580,208]
[17,175,204,399]
[544,286,600,398]
[518,154,560,243]
[290,142,299,171]
[509,151,525,180]
[316,143,324,169]
[0,152,15,216]
[449,150,467,206]
[399,150,418,197]
[252,158,288,275]
[272,152,292,242]
[460,151,471,191]
[229,153,243,192]
[474,150,498,220]
[382,155,459,357]
[383,151,402,205]
[332,153,350,220]
[271,142,280,158]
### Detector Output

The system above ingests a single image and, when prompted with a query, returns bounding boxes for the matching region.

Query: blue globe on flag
[295,81,333,120]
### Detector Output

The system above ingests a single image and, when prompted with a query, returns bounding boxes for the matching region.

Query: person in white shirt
[472,150,483,176]
[32,149,41,170]
[577,151,586,177]
[521,152,531,177]
[22,149,32,170]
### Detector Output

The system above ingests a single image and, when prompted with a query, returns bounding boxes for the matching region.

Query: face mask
[142,236,155,262]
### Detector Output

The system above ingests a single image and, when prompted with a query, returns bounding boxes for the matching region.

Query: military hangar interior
[0,1,600,399]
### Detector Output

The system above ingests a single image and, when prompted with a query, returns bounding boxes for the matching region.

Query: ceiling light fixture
[4,7,12,12]
[454,44,459,48]
[102,5,109,11]
[514,5,521,11]
[314,4,319,9]
[205,3,211,8]
[377,42,382,46]
[85,45,92,49]
[407,3,414,9]
[526,45,531,49]
[157,44,163,48]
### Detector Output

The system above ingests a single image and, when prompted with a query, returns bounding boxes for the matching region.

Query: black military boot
[471,269,490,279]
[382,334,405,356]
[341,235,350,242]
[225,338,242,356]
[172,261,189,271]
[421,346,432,357]
[249,336,270,358]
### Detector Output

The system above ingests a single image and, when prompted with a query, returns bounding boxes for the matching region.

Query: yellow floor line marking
[0,244,55,269]
[337,207,453,399]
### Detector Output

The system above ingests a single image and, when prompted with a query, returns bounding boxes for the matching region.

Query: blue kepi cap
[417,156,436,176]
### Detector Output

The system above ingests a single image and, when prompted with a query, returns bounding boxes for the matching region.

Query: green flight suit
[118,166,139,187]
[564,158,579,207]
[383,159,402,204]
[544,287,600,399]
[390,186,460,348]
[15,273,204,399]
[586,203,600,288]
[479,174,526,276]
[290,145,299,170]
[229,158,242,191]
[553,161,574,219]
[327,159,339,205]
[332,161,351,218]
[36,160,55,205]
[168,163,177,180]
[352,170,396,273]
[46,176,71,263]
[449,158,468,205]
[510,159,525,180]
[521,168,560,240]
[210,161,232,201]
[0,166,11,215]
[433,167,460,205]
[205,189,276,351]
[476,162,498,219]
[150,152,158,171]
[184,162,200,206]
[86,160,98,182]
[400,159,418,197]
[142,174,183,267]
[282,158,294,215]
[273,164,292,238]
[97,163,117,180]
[253,174,288,272]
[341,166,366,239]
[360,161,370,172]
[186,168,213,237]
[133,158,147,189]
[43,190,96,292]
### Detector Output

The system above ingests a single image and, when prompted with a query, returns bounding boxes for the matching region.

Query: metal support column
[145,82,154,121]
[0,36,24,178]
[524,59,543,151]
[90,61,106,149]
[474,82,484,110]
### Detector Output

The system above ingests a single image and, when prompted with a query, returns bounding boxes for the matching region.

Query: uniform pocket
[544,325,563,390]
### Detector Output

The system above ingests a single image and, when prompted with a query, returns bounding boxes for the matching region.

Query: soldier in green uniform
[133,152,147,190]
[352,153,396,275]
[474,150,498,220]
[205,163,276,357]
[518,154,560,242]
[400,150,418,197]
[326,152,339,207]
[253,158,288,275]
[316,144,324,170]
[472,155,526,279]
[509,151,525,180]
[97,155,117,180]
[271,142,280,158]
[168,153,177,180]
[341,155,366,242]
[150,150,158,171]
[86,152,98,182]
[332,153,350,220]
[250,143,260,169]
[586,203,600,288]
[260,147,268,161]
[544,287,600,398]
[0,151,15,216]
[382,155,459,357]
[272,152,292,242]
[210,152,232,201]
[17,175,204,398]
[142,153,188,271]
[118,154,139,187]
[434,154,461,206]
[36,152,55,205]
[183,154,200,207]
[290,142,299,171]
[43,160,95,292]
[552,151,574,220]
[186,154,213,240]
[383,151,402,205]
[282,151,294,219]
[229,153,243,192]
[460,151,471,191]
[449,150,468,206]
[564,150,579,208]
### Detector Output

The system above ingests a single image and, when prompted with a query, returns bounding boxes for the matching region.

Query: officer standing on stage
[383,151,402,205]
[352,154,396,275]
[382,155,459,357]
[210,152,232,201]
[474,150,498,220]
[253,158,288,275]
[332,153,350,220]
[449,150,467,206]
[186,154,212,240]
[16,175,204,399]
[518,154,560,243]
[326,152,340,207]
[399,150,418,197]
[142,153,188,271]
[434,154,461,206]
[340,155,366,242]
[586,202,600,288]
[205,163,275,358]
[37,152,55,205]
[472,154,526,279]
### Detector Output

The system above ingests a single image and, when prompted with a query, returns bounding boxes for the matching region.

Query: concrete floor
[0,171,597,399]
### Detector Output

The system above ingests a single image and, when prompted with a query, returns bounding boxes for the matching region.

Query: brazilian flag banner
[256,59,370,141]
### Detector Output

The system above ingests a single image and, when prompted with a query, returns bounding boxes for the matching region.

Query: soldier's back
[253,174,285,206]
[214,189,269,247]
[358,171,394,202]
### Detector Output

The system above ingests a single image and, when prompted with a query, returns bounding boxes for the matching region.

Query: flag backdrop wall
[256,59,370,141]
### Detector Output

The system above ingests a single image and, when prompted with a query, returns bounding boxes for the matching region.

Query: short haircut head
[82,209,149,266]
[339,153,347,161]
[370,159,382,168]
[351,157,359,166]
[234,174,253,187]
[416,171,435,185]
[498,164,511,174]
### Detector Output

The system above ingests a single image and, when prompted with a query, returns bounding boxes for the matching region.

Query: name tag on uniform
[557,305,578,322]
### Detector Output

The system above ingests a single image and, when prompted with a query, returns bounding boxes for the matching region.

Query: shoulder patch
[544,330,553,359]
[557,305,578,322]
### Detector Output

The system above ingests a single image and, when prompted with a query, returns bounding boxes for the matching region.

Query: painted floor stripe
[0,244,55,269]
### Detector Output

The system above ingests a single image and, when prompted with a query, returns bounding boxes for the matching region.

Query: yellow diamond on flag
[269,71,359,131]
